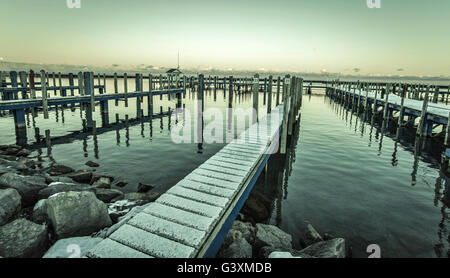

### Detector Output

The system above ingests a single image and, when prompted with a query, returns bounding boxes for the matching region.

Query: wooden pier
[82,76,302,258]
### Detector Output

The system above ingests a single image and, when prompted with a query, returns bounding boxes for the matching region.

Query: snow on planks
[87,104,284,258]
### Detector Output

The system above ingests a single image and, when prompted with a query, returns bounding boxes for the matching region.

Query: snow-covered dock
[87,104,286,258]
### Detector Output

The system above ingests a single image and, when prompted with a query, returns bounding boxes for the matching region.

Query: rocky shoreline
[217,213,349,258]
[0,143,349,258]
[0,144,161,258]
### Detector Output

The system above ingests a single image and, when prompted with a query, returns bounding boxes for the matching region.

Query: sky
[0,0,449,76]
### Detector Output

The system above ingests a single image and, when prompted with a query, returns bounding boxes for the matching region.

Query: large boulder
[47,164,74,176]
[32,199,48,224]
[0,218,48,258]
[94,189,124,203]
[255,224,292,250]
[107,199,144,223]
[223,221,255,247]
[123,192,161,203]
[303,223,323,246]
[46,191,112,239]
[38,182,93,200]
[221,238,252,258]
[137,183,154,193]
[293,238,346,258]
[0,173,47,206]
[95,203,150,238]
[91,177,111,189]
[268,251,315,258]
[66,170,93,183]
[43,236,103,258]
[0,188,21,226]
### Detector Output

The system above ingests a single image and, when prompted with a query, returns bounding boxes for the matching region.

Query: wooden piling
[280,75,290,154]
[29,70,36,99]
[276,76,281,106]
[252,74,259,124]
[417,86,430,136]
[398,85,406,127]
[148,74,153,119]
[40,70,49,119]
[124,73,128,107]
[45,129,51,155]
[114,73,118,106]
[445,111,450,146]
[383,84,391,120]
[267,75,273,113]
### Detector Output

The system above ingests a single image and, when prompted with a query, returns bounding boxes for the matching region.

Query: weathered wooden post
[417,86,430,137]
[52,73,57,96]
[196,74,205,145]
[398,85,406,127]
[445,85,450,104]
[148,74,153,119]
[41,70,49,119]
[84,72,94,129]
[252,74,259,124]
[432,86,439,103]
[267,75,273,113]
[135,73,142,118]
[383,83,391,121]
[18,71,28,99]
[280,75,290,154]
[183,75,187,98]
[29,70,36,99]
[114,73,119,106]
[276,76,281,106]
[444,111,450,147]
[124,73,128,107]
[288,76,297,135]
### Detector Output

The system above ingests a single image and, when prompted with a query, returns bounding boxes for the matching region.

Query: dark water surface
[262,94,449,258]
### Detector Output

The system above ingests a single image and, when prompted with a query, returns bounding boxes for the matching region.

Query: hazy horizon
[1,0,449,77]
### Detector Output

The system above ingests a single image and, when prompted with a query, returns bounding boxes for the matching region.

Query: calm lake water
[259,93,449,258]
[0,80,449,258]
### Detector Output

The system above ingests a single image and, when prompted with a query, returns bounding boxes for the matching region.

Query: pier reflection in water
[0,81,274,193]
[248,93,449,258]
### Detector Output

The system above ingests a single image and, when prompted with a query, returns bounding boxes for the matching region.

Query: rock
[43,236,103,258]
[3,146,22,156]
[107,199,143,223]
[91,177,111,189]
[323,233,335,241]
[45,175,76,185]
[268,251,315,258]
[38,182,93,200]
[0,173,47,207]
[32,199,48,224]
[67,170,93,183]
[303,223,323,246]
[16,149,32,157]
[46,191,112,239]
[223,221,255,247]
[0,188,22,225]
[137,183,154,193]
[255,224,292,251]
[115,181,128,188]
[221,238,252,258]
[19,158,36,169]
[95,203,150,238]
[124,192,161,203]
[95,189,124,203]
[47,164,74,176]
[0,218,48,258]
[0,155,16,162]
[85,161,99,168]
[293,238,346,258]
